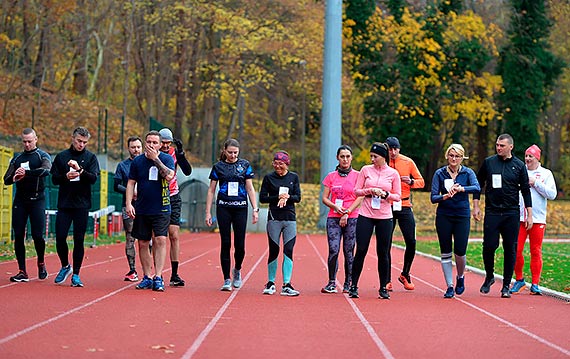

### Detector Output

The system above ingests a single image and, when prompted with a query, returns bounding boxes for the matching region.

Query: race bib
[20,161,30,170]
[228,182,239,196]
[279,186,289,195]
[371,196,381,210]
[492,174,502,188]
[392,200,402,211]
[149,166,158,181]
[444,179,454,192]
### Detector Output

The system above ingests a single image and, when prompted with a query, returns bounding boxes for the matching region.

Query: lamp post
[299,59,307,183]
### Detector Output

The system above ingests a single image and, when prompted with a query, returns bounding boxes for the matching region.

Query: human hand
[13,167,26,181]
[144,144,159,160]
[339,213,348,227]
[126,204,136,219]
[472,207,481,222]
[173,138,184,153]
[67,160,80,171]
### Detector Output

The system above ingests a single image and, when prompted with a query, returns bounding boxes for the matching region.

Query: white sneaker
[232,268,242,288]
[220,279,232,291]
[280,283,300,296]
[262,281,276,295]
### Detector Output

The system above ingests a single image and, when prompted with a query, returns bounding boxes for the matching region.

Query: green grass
[394,240,570,294]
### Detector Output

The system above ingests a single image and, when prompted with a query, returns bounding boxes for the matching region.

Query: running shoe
[152,276,165,292]
[263,281,276,295]
[500,285,511,298]
[321,281,338,293]
[342,282,351,293]
[444,286,455,298]
[348,285,359,298]
[232,268,242,288]
[71,274,84,287]
[398,274,415,290]
[54,265,72,285]
[38,263,48,280]
[455,276,465,295]
[281,283,300,296]
[124,270,139,282]
[10,270,29,282]
[386,282,393,292]
[220,279,232,291]
[479,276,495,294]
[136,275,153,290]
[378,287,390,300]
[510,279,526,294]
[529,284,542,295]
[170,273,185,287]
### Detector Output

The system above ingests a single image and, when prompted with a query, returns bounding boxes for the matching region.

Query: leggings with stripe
[266,220,296,284]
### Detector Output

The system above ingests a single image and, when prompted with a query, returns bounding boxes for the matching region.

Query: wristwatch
[253,208,260,212]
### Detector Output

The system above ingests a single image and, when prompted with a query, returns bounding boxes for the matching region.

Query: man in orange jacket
[386,137,425,291]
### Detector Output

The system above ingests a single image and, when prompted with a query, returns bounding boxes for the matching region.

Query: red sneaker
[398,274,415,290]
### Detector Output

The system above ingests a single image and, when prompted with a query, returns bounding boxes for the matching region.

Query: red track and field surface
[1,232,568,359]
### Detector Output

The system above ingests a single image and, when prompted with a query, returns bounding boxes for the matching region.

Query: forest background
[0,0,569,196]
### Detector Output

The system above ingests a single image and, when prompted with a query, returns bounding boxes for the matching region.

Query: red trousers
[514,222,546,285]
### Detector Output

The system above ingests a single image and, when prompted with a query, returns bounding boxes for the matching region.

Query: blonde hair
[445,143,468,159]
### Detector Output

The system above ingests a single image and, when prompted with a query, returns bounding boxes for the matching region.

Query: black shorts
[169,193,182,226]
[132,213,170,240]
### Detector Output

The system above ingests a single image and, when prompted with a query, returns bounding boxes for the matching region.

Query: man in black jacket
[3,128,51,282]
[473,133,533,298]
[50,127,100,287]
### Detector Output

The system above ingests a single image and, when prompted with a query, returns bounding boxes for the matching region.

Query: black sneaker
[348,285,359,298]
[10,270,29,282]
[170,274,185,287]
[480,277,495,294]
[38,263,48,280]
[378,287,390,300]
[444,286,455,298]
[500,285,511,298]
[455,276,465,295]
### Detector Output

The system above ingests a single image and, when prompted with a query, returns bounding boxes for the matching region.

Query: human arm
[3,159,17,185]
[125,179,137,218]
[26,152,52,179]
[174,139,192,176]
[245,178,259,224]
[205,180,217,226]
[472,199,481,221]
[531,169,557,200]
[145,147,175,182]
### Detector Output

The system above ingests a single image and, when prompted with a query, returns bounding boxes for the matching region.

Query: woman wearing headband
[259,151,302,296]
[321,145,362,294]
[349,142,401,299]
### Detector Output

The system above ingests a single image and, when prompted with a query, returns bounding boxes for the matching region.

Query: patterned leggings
[326,217,357,285]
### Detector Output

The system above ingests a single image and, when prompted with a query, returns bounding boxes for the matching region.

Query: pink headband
[525,144,541,160]
[274,151,290,165]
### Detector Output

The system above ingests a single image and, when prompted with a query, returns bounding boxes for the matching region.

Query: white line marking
[180,248,268,359]
[0,248,216,345]
[306,235,395,359]
[385,248,570,357]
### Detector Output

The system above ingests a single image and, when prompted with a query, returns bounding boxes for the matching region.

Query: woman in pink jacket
[348,143,401,299]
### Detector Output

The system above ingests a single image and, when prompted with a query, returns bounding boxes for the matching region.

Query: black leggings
[55,208,89,275]
[216,206,248,279]
[391,207,416,277]
[351,215,393,289]
[12,198,46,271]
[435,215,470,256]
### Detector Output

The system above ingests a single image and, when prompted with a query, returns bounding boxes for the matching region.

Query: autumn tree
[497,0,564,158]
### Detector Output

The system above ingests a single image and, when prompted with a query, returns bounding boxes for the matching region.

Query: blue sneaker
[530,284,542,295]
[455,276,465,295]
[71,274,84,287]
[510,279,526,294]
[54,265,72,285]
[152,276,165,292]
[136,275,153,290]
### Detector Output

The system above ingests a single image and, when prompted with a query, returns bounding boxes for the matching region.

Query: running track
[0,232,568,359]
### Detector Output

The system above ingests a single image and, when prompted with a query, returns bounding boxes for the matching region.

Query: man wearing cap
[386,136,424,291]
[510,144,556,295]
[159,128,192,287]
[473,133,533,298]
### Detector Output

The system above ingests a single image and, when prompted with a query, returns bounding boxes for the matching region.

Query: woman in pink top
[348,142,401,299]
[321,145,363,294]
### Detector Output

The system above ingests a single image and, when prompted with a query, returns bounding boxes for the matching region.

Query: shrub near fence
[296,184,570,236]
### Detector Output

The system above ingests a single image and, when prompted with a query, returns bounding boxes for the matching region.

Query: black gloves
[173,138,184,153]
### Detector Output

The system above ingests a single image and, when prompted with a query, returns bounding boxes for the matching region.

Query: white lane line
[406,271,570,357]
[386,247,570,357]
[180,248,268,359]
[0,248,216,346]
[306,235,395,359]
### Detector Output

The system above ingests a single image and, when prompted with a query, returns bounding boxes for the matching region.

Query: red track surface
[1,232,568,359]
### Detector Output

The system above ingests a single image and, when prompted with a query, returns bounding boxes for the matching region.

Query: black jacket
[474,154,531,215]
[3,148,51,202]
[51,146,100,209]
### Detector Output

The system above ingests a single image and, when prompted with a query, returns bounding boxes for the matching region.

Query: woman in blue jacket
[431,144,480,298]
